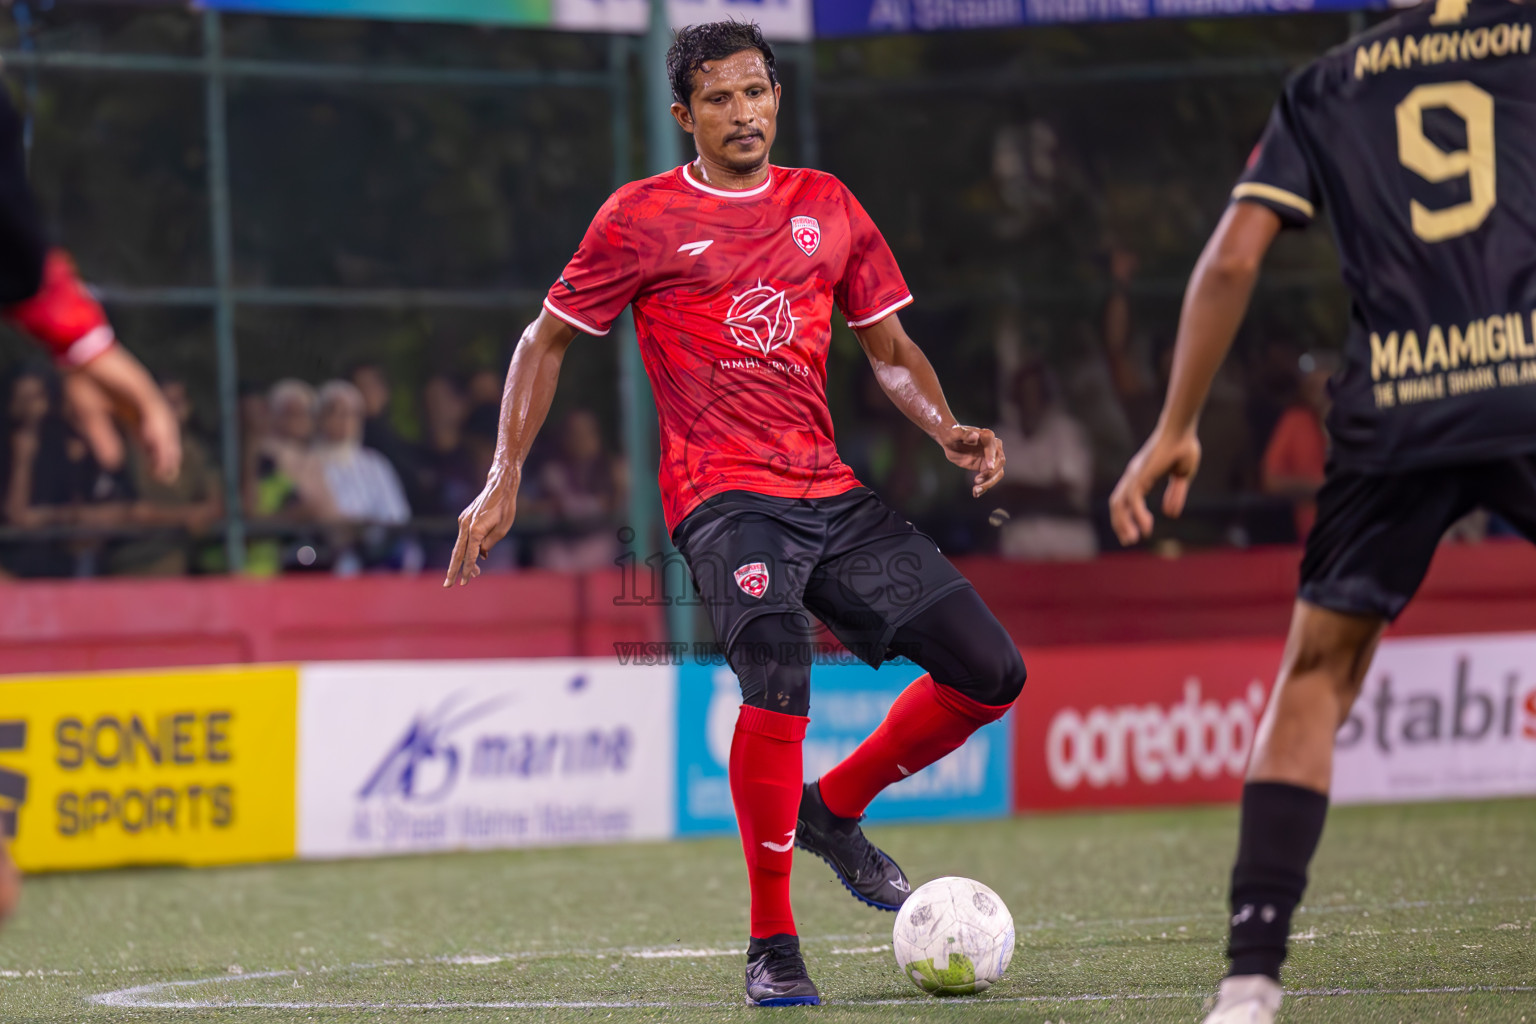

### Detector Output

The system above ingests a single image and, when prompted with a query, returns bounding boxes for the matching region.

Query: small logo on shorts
[734,562,769,599]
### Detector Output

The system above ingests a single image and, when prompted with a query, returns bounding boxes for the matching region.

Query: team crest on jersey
[790,216,820,257]
[725,281,798,355]
[734,562,769,599]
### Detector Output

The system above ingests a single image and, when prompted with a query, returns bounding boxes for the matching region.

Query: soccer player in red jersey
[447,21,1025,1006]
[0,86,181,928]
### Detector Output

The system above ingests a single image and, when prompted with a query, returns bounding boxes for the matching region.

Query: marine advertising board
[296,659,676,858]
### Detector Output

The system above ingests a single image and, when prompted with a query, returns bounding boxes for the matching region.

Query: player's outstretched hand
[1109,428,1202,545]
[445,472,519,588]
[140,404,183,484]
[60,371,125,472]
[940,424,1006,498]
[61,367,182,483]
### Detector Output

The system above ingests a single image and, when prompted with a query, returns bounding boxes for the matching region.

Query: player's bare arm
[854,312,1004,498]
[1109,200,1282,544]
[2,249,182,482]
[445,309,578,587]
[67,344,181,483]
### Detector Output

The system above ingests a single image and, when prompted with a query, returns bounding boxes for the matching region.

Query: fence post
[204,11,246,573]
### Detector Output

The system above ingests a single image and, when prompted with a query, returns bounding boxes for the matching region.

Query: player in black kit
[1108,0,1535,1019]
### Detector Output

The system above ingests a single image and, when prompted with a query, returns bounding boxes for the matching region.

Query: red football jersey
[544,164,913,533]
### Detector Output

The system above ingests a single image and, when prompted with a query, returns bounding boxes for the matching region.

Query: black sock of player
[1226,781,1329,982]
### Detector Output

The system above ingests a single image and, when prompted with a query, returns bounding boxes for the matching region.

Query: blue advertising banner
[676,659,1012,836]
[814,0,1391,37]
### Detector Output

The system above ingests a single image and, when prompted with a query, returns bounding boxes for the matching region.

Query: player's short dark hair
[666,21,778,109]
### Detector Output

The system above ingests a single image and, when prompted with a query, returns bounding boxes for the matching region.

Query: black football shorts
[671,487,974,666]
[1299,454,1536,621]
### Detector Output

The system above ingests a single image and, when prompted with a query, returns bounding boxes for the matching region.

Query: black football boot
[795,780,912,911]
[745,934,821,1007]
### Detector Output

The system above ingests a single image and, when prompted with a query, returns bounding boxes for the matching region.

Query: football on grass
[892,876,1015,995]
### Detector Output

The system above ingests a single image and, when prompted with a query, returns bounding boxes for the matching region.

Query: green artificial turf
[1,799,1532,1023]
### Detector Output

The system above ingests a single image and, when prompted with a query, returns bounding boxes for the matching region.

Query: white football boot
[1200,975,1282,1024]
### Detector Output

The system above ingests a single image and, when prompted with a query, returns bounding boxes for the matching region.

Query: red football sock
[730,703,809,939]
[818,674,1011,820]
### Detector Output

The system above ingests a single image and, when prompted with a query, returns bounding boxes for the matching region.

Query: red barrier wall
[956,538,1536,648]
[0,570,662,674]
[0,540,1532,675]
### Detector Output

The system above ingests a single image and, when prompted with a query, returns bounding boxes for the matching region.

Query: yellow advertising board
[0,665,297,872]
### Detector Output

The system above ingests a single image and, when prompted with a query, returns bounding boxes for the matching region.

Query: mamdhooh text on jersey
[1354,21,1531,80]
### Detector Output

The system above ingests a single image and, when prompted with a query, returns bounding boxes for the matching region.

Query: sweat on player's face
[671,50,779,175]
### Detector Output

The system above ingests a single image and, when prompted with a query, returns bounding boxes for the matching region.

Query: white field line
[58,889,1536,1011]
[85,948,1536,1011]
[92,982,1536,1012]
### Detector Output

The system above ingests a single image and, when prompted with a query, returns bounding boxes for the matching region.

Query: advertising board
[1014,640,1280,812]
[0,666,298,872]
[676,659,1011,835]
[1332,632,1536,805]
[297,659,676,857]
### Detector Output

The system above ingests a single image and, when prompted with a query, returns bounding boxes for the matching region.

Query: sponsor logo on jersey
[725,281,798,356]
[677,240,714,257]
[734,561,770,599]
[790,216,821,257]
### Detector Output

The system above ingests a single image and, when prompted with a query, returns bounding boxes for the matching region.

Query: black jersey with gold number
[1235,0,1536,471]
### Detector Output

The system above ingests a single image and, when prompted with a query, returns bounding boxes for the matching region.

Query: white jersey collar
[677,163,775,199]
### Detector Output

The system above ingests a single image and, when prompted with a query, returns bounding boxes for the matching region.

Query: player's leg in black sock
[1225,600,1384,984]
[1226,781,1327,980]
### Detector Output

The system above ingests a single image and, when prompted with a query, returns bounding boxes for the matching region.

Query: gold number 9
[1395,81,1497,244]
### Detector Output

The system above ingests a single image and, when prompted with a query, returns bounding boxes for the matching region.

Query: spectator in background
[418,373,477,518]
[239,380,272,514]
[1103,250,1253,540]
[0,365,77,575]
[0,364,135,577]
[314,380,417,575]
[263,379,334,520]
[463,401,501,490]
[465,366,504,414]
[110,376,223,575]
[530,408,627,571]
[240,380,298,576]
[1247,333,1304,459]
[350,360,423,510]
[313,380,410,525]
[990,361,1097,561]
[1261,350,1336,540]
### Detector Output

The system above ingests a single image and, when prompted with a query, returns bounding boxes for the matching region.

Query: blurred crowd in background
[0,5,1512,579]
[0,358,628,577]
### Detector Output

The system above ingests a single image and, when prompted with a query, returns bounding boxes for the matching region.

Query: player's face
[672,49,779,176]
